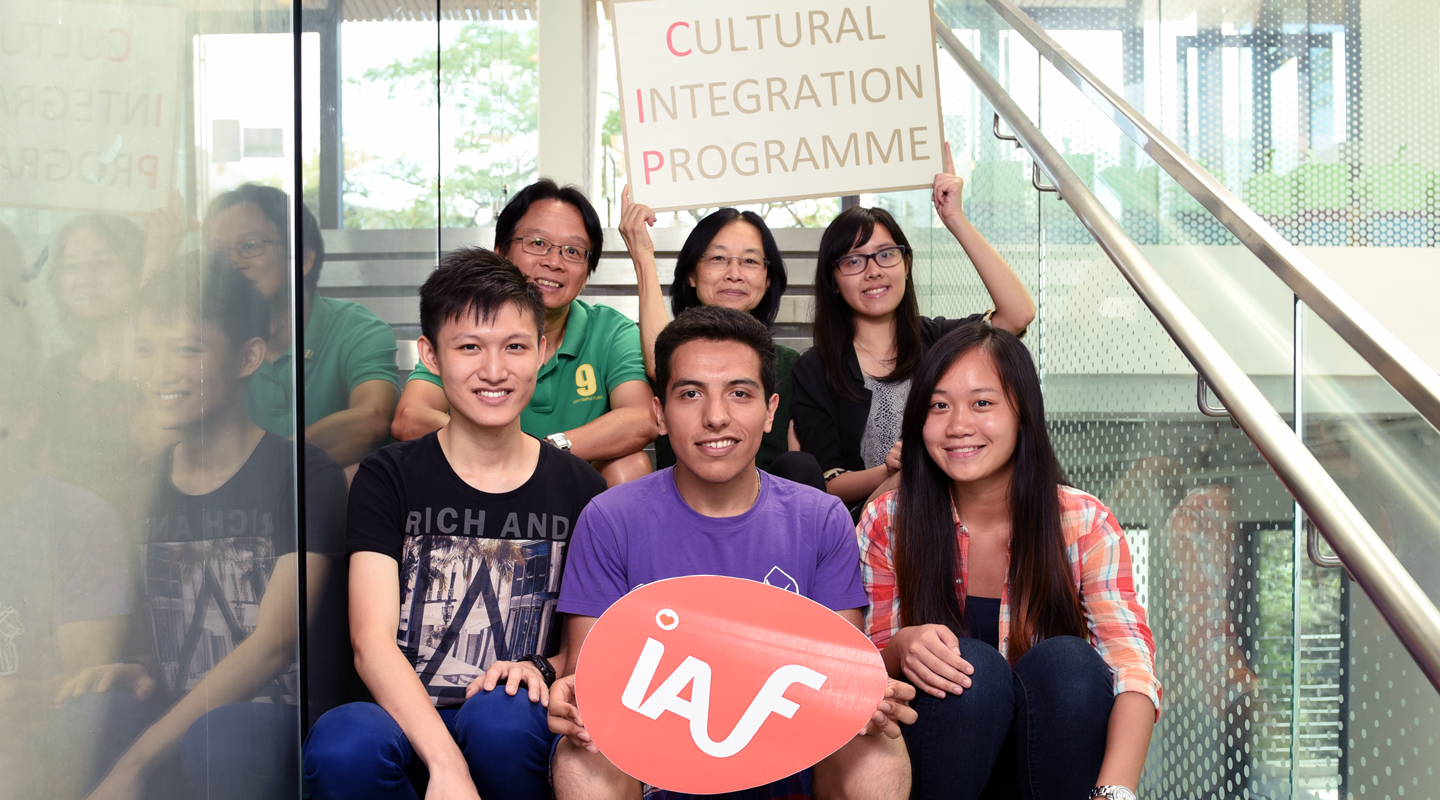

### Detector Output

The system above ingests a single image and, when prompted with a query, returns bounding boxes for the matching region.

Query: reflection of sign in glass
[576,575,887,794]
[611,0,945,211]
[0,1,182,213]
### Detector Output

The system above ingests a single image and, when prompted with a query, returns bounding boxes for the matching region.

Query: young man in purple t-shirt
[548,306,916,800]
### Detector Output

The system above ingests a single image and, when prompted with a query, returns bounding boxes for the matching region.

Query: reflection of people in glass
[0,335,132,800]
[391,180,657,487]
[39,215,170,520]
[204,184,400,473]
[69,256,346,800]
[1160,483,1258,798]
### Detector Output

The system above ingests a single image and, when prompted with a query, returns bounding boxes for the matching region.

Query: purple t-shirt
[558,468,868,618]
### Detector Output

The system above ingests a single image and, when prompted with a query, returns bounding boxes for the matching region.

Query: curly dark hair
[654,305,777,405]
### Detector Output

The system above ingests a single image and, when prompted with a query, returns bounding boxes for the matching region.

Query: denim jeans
[55,693,298,800]
[303,689,556,800]
[902,635,1115,800]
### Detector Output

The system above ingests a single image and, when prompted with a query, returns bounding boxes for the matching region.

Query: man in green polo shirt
[391,180,655,487]
[207,185,399,472]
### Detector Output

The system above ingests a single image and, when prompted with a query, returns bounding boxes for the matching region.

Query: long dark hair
[891,322,1085,662]
[671,208,787,327]
[812,206,924,400]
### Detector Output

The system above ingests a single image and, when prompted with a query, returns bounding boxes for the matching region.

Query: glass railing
[914,3,1440,799]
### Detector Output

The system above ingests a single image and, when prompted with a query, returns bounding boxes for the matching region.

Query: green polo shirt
[247,295,400,437]
[408,298,647,438]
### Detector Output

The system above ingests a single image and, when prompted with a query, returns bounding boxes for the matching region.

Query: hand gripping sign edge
[575,574,888,794]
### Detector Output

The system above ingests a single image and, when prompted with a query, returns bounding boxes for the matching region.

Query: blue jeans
[902,636,1115,800]
[304,690,556,800]
[55,693,298,800]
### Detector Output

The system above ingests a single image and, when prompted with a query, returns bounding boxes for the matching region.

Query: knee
[910,638,1012,725]
[1012,636,1114,717]
[597,451,653,487]
[815,733,910,800]
[955,638,1013,710]
[551,737,634,800]
[767,451,825,492]
[304,703,402,775]
[454,690,549,755]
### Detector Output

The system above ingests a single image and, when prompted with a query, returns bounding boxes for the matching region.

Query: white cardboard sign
[612,0,945,211]
[0,1,182,214]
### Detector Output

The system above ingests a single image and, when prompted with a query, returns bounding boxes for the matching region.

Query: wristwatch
[520,654,556,687]
[1089,786,1137,800]
[544,432,572,451]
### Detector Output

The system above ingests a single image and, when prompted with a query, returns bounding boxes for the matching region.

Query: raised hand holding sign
[573,575,891,794]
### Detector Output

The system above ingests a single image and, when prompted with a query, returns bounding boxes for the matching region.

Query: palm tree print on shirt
[397,535,559,703]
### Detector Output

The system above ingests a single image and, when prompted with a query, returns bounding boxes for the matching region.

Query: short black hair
[654,306,777,405]
[671,209,787,327]
[139,251,270,351]
[419,246,546,345]
[204,183,325,292]
[493,179,603,275]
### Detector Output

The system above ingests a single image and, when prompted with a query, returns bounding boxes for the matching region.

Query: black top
[791,315,982,476]
[348,433,607,706]
[964,596,1002,649]
[143,434,349,712]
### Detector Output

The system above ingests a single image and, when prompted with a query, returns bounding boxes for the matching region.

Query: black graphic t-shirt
[143,434,346,705]
[348,432,607,706]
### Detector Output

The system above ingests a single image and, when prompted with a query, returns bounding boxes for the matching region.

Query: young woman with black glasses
[793,144,1035,513]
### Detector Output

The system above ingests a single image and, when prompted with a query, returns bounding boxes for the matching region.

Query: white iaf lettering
[619,637,827,758]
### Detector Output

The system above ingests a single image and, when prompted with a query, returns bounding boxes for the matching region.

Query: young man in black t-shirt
[304,249,607,800]
[71,257,348,800]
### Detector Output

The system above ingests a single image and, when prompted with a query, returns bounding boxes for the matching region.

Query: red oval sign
[575,575,887,794]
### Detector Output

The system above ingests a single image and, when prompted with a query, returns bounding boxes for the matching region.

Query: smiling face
[688,220,771,315]
[500,199,592,312]
[420,300,545,431]
[922,347,1020,491]
[56,227,136,321]
[207,202,288,302]
[133,311,263,432]
[658,338,778,488]
[833,229,908,321]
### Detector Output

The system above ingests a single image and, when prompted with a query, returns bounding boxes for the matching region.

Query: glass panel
[1302,304,1440,799]
[1,1,307,798]
[912,4,1040,325]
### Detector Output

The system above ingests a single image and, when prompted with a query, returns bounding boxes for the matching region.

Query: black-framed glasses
[833,245,909,275]
[511,236,590,264]
[698,254,769,272]
[212,239,278,260]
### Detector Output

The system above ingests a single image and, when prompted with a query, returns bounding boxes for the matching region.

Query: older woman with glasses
[392,180,657,487]
[617,187,825,490]
[792,144,1036,515]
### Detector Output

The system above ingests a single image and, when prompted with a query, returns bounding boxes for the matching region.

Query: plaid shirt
[857,485,1161,714]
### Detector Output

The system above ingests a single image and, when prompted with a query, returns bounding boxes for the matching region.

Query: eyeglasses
[833,245,909,275]
[511,236,590,265]
[212,239,278,260]
[698,254,769,272]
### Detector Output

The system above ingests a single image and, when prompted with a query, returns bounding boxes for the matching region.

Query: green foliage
[346,22,539,229]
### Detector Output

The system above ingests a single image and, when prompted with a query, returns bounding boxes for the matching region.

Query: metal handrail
[932,14,1440,693]
[968,0,1440,435]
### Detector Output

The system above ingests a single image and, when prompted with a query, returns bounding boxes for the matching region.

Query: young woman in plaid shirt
[856,323,1159,800]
